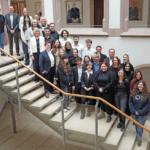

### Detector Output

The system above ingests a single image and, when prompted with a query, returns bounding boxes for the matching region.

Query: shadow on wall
[136,65,150,90]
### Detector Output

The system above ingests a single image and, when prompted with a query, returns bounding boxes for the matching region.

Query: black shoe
[120,125,125,132]
[1,53,6,56]
[10,53,13,55]
[117,123,122,129]
[17,53,20,56]
[29,71,33,75]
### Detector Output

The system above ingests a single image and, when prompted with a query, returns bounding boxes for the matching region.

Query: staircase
[0,58,150,150]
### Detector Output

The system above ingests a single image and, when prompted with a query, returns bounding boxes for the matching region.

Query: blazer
[30,36,45,55]
[58,63,72,87]
[104,57,111,66]
[100,53,107,62]
[39,50,56,73]
[71,65,86,88]
[5,13,19,32]
[81,70,94,88]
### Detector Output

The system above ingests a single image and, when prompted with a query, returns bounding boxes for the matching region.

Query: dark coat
[71,65,86,88]
[104,57,111,67]
[70,7,80,19]
[39,50,56,73]
[100,53,107,62]
[5,13,19,32]
[50,30,59,40]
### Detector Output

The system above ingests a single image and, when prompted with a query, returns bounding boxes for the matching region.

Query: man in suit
[104,48,115,67]
[70,3,80,24]
[129,1,139,20]
[5,5,20,56]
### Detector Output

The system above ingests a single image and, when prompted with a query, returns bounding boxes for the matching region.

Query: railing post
[61,100,65,146]
[95,100,99,150]
[149,133,150,150]
[15,66,22,113]
[10,101,17,133]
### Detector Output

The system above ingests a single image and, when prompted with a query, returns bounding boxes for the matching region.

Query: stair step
[0,61,24,74]
[39,100,61,117]
[117,121,136,150]
[0,67,28,82]
[132,121,150,150]
[50,102,76,123]
[11,82,40,95]
[104,118,129,146]
[29,93,59,109]
[2,74,34,89]
[21,87,45,102]
[63,111,117,137]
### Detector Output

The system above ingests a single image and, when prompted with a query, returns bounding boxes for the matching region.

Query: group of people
[0,5,150,147]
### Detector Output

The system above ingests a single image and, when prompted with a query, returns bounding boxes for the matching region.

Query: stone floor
[0,103,91,150]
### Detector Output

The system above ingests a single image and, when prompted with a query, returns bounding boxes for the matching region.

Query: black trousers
[96,90,113,115]
[125,94,131,116]
[75,83,81,104]
[33,53,41,81]
[8,31,19,53]
[43,67,55,92]
[56,79,62,96]
[81,88,94,105]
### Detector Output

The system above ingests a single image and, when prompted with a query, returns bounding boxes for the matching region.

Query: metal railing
[0,48,150,149]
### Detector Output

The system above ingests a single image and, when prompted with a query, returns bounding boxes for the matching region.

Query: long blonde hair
[56,49,66,71]
[62,59,71,74]
[39,16,48,27]
[52,39,62,54]
[123,54,130,63]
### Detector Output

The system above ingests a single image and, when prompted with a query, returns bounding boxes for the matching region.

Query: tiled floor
[0,103,92,150]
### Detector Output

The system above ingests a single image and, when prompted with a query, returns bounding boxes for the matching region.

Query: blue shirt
[0,14,5,33]
[94,62,100,73]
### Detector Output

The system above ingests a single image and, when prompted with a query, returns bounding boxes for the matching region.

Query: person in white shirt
[72,35,84,59]
[30,28,45,82]
[104,48,115,67]
[19,8,33,30]
[83,39,96,59]
[59,29,72,49]
[20,15,31,67]
[39,41,58,98]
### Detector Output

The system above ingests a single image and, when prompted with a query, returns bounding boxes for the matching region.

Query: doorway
[94,0,104,28]
[11,0,26,17]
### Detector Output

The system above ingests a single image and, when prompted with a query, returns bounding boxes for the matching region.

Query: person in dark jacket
[80,61,94,119]
[58,54,72,112]
[49,23,59,40]
[121,54,134,72]
[93,61,115,123]
[115,68,130,131]
[39,41,58,98]
[129,80,150,146]
[69,48,78,67]
[65,41,73,59]
[71,57,86,113]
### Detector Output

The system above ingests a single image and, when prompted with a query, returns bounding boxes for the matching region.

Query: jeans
[61,85,70,108]
[22,39,29,65]
[132,114,149,140]
[0,32,4,54]
[115,93,127,125]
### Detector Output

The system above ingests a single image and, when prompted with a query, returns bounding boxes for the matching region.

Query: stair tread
[50,102,76,123]
[39,100,61,117]
[104,118,129,146]
[117,121,136,150]
[0,67,28,82]
[63,112,117,137]
[30,93,59,109]
[11,81,40,95]
[21,87,45,102]
[0,61,24,74]
[132,121,150,150]
[2,74,34,88]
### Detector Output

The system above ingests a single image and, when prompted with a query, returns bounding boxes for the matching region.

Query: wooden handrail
[1,48,150,134]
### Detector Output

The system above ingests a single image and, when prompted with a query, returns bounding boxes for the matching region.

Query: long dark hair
[131,80,149,101]
[23,15,31,32]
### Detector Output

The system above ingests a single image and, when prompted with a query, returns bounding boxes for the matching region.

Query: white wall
[65,36,150,68]
[61,0,91,28]
[44,0,54,24]
[129,0,149,27]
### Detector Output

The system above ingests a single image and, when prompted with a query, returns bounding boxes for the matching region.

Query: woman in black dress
[93,61,115,123]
